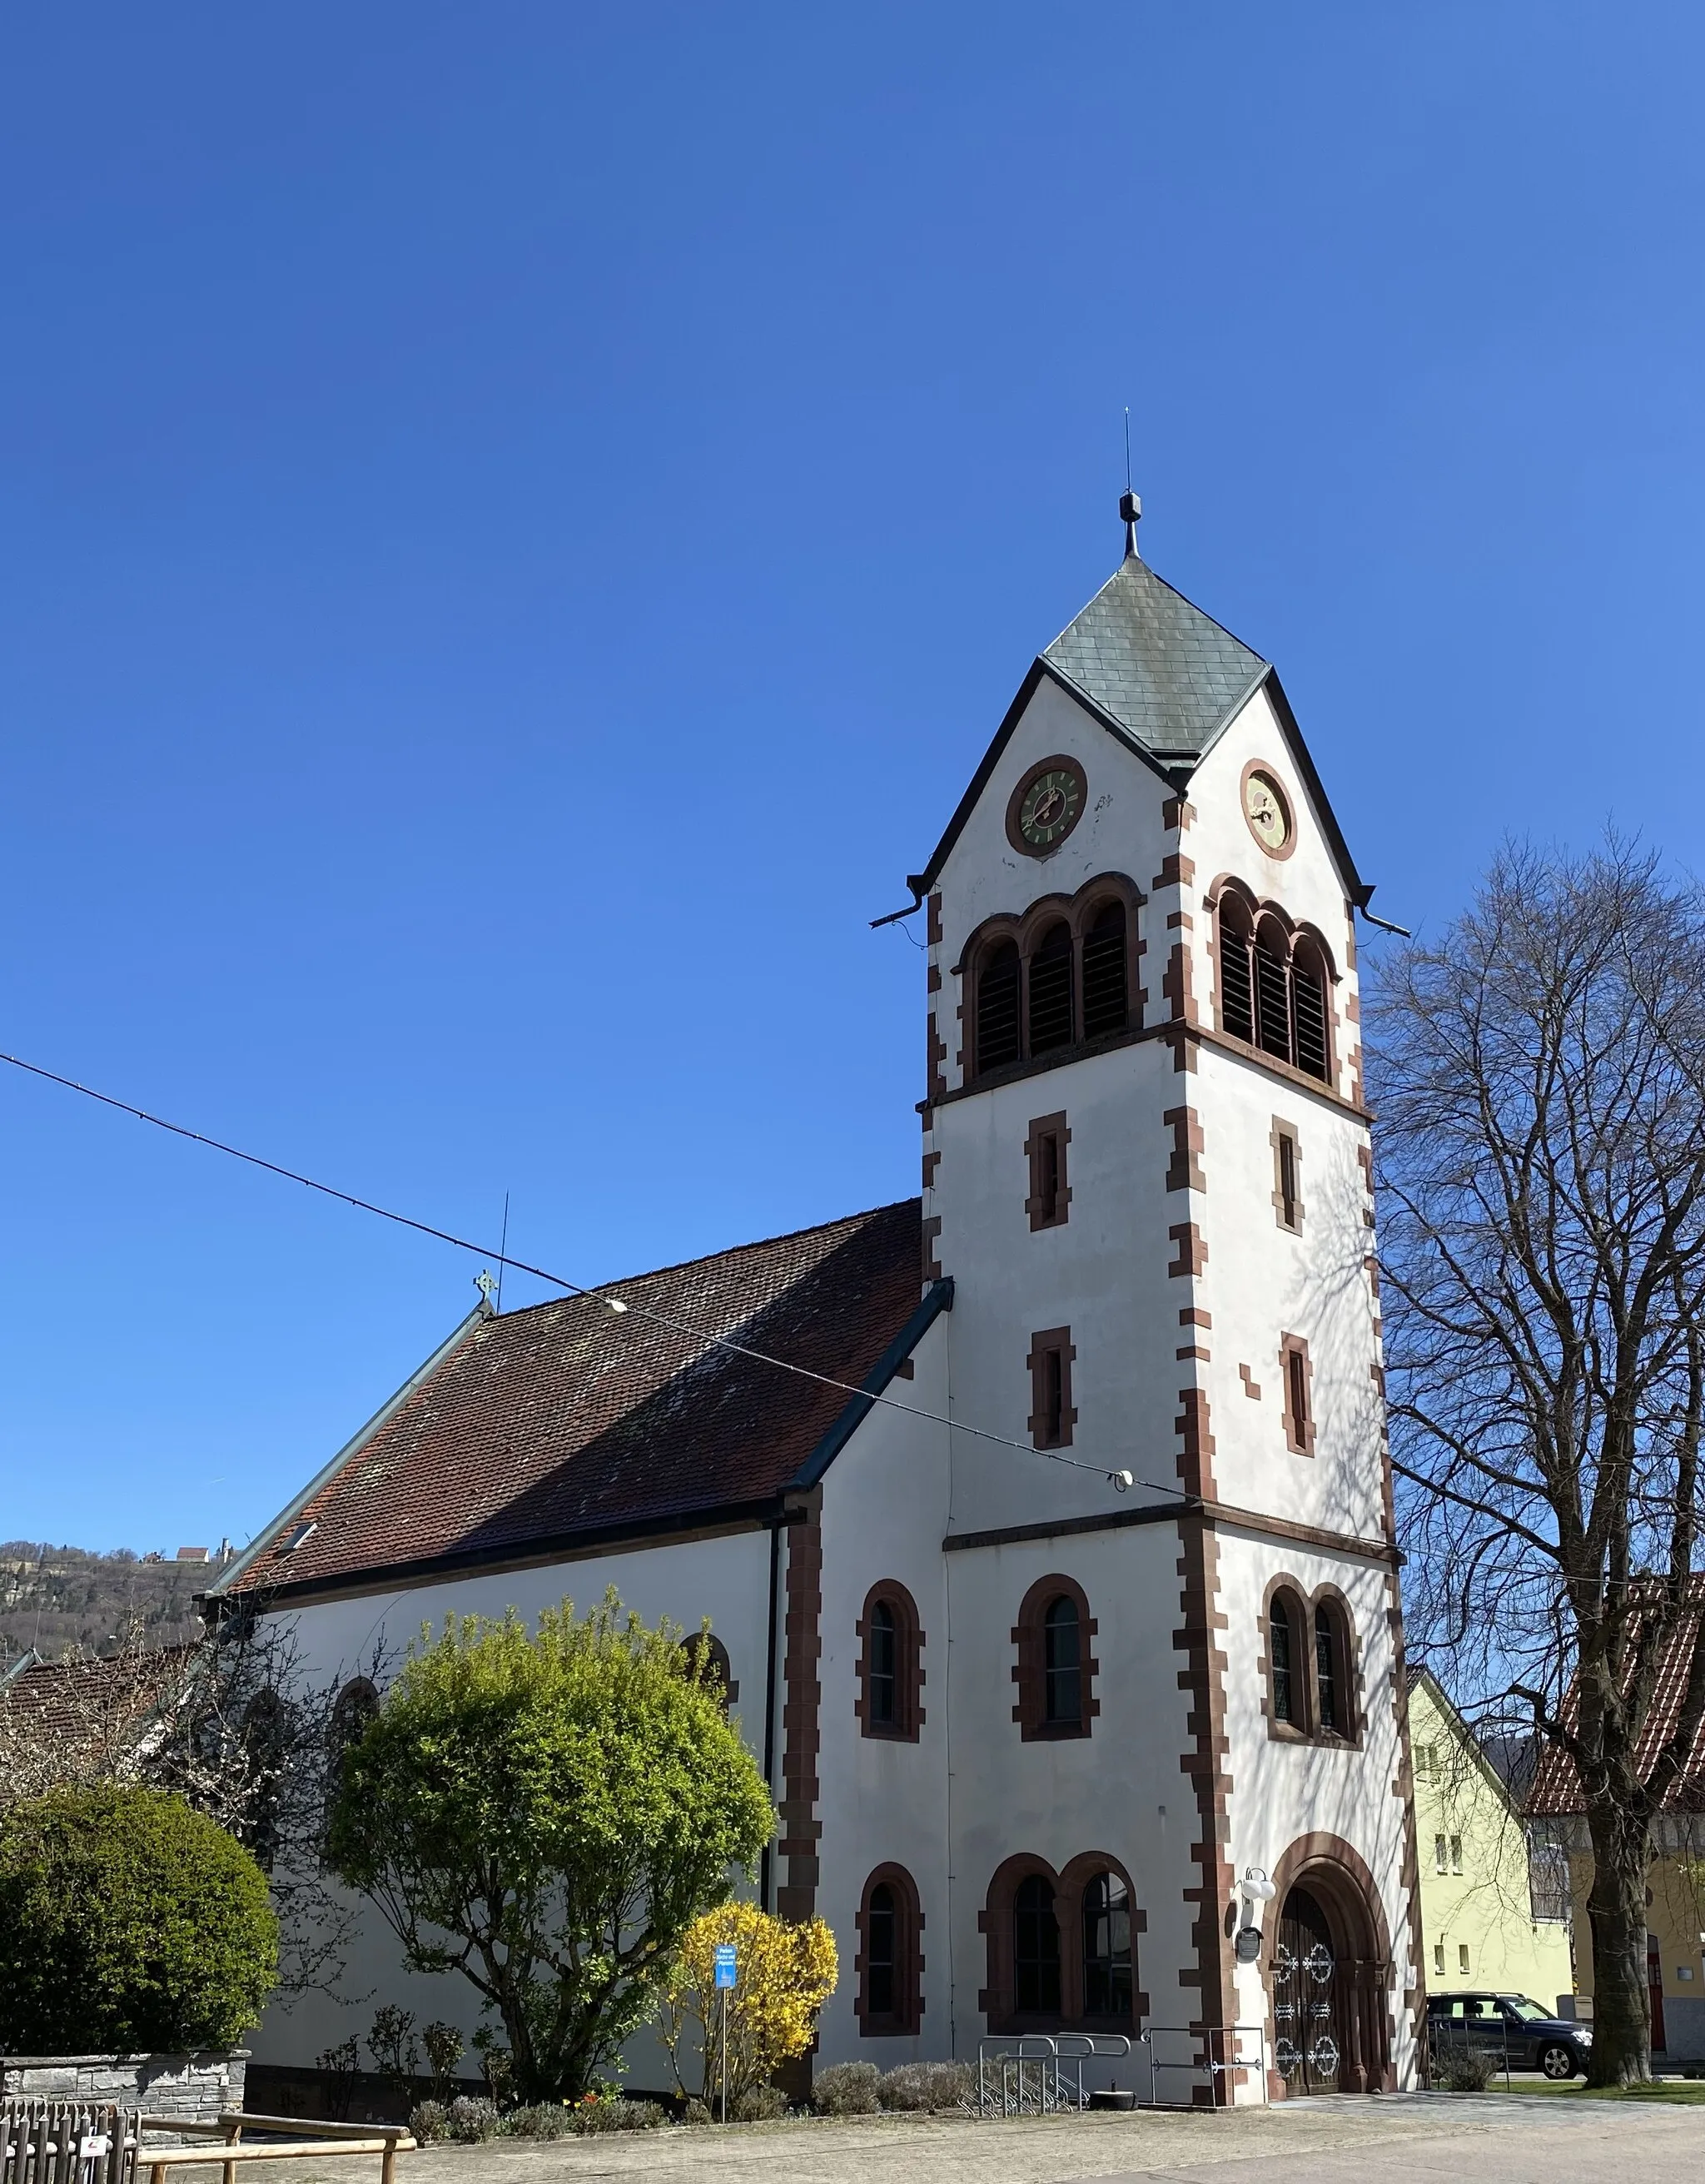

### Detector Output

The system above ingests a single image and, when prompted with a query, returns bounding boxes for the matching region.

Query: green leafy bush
[0,1785,277,2052]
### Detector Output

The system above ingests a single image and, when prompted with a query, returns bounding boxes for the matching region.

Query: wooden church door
[1271,1885,1344,2094]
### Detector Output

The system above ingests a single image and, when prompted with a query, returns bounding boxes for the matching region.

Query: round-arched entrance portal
[1266,1842,1394,2096]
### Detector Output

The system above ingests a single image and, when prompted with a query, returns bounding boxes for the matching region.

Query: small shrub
[731,2084,787,2122]
[445,2096,501,2142]
[572,2099,666,2134]
[471,2025,513,2105]
[502,2105,574,2141]
[1429,2044,1494,2092]
[0,1785,277,2052]
[683,2098,713,2126]
[408,2103,448,2144]
[877,2061,973,2112]
[813,2061,881,2115]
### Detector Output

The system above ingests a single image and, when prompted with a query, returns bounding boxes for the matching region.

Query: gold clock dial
[1244,770,1291,853]
[1017,765,1084,850]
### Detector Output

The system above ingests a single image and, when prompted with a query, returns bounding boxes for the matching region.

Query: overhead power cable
[0,1049,1176,1499]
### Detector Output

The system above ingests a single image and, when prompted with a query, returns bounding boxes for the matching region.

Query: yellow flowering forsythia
[658,1899,838,2104]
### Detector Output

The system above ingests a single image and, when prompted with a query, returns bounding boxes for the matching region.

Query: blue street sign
[713,1944,738,1989]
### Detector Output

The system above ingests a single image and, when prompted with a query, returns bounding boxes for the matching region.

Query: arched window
[857,1580,923,1741]
[1254,917,1292,1062]
[1314,1599,1355,1737]
[1044,1596,1082,1726]
[326,1677,377,1793]
[1217,893,1255,1043]
[857,1863,922,2035]
[1012,1575,1097,1741]
[1014,1875,1061,2015]
[1269,1589,1305,1731]
[975,939,1022,1074]
[242,1689,287,1873]
[1081,1871,1134,2021]
[1291,936,1331,1082]
[681,1632,737,1712]
[1081,901,1128,1039]
[1027,922,1075,1055]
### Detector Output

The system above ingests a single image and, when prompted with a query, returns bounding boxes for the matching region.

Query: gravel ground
[188,2092,1705,2184]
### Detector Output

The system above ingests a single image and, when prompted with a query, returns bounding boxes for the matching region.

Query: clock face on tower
[1242,768,1293,857]
[1007,759,1086,856]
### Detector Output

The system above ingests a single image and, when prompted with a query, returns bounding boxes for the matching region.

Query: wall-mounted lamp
[1235,1866,1278,1963]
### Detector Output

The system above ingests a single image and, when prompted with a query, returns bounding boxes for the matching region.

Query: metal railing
[975,2025,1267,2115]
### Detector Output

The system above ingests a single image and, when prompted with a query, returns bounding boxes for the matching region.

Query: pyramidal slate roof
[1041,552,1270,760]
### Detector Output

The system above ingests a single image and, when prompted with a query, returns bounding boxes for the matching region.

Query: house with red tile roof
[1527,1583,1705,2061]
[211,505,1419,2105]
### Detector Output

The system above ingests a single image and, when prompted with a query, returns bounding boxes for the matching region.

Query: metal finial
[1120,489,1142,560]
[475,1269,498,1306]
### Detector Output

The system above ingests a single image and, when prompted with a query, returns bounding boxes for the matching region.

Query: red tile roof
[1526,1580,1705,1815]
[220,1199,932,1600]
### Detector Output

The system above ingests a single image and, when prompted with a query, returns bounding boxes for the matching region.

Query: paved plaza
[236,2094,1705,2184]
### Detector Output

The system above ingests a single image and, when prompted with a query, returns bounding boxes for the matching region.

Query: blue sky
[2,2,1699,1553]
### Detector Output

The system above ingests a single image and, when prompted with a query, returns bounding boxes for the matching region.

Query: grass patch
[1494,2078,1705,2103]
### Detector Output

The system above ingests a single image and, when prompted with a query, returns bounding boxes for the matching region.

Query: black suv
[1427,1991,1591,2080]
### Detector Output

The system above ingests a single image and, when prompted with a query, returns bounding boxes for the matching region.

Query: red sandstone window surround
[855,1580,924,1742]
[855,1863,923,2035]
[1011,1573,1098,1742]
[1027,1326,1077,1450]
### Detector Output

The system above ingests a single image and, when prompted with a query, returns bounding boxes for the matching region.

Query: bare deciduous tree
[1371,839,1705,2087]
[0,1610,377,2003]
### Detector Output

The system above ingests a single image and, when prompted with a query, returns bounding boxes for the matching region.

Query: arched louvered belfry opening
[1254,915,1294,1062]
[975,938,1022,1074]
[1290,934,1331,1082]
[1081,899,1128,1039]
[1027,920,1075,1056]
[1217,891,1255,1042]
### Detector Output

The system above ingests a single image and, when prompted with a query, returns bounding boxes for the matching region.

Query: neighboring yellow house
[1409,1669,1574,2008]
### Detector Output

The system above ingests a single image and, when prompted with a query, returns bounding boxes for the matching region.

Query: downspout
[759,1515,783,1913]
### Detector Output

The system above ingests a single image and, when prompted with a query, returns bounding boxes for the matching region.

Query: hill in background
[0,1541,229,1664]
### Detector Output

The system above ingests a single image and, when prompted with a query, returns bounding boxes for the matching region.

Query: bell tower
[905,500,1419,2096]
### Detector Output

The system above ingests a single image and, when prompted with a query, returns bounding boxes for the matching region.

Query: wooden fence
[0,2102,138,2184]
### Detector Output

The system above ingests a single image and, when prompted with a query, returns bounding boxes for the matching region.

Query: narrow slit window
[1435,1834,1449,1874]
[976,940,1022,1075]
[1027,922,1075,1055]
[1276,1128,1300,1230]
[1028,1329,1075,1450]
[1081,902,1128,1038]
[1038,1132,1061,1221]
[1450,1835,1464,1876]
[1026,1113,1070,1231]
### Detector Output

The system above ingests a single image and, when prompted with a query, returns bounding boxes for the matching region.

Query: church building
[211,503,1422,2102]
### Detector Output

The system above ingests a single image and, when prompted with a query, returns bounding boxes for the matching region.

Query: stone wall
[0,2052,247,2124]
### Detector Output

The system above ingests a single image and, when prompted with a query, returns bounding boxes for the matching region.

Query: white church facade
[211,505,1423,2103]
